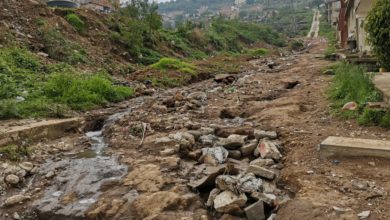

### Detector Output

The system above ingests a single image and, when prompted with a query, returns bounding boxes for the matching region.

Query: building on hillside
[325,0,341,26]
[80,0,119,13]
[342,0,376,54]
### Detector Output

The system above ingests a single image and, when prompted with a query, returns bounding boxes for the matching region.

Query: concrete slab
[0,118,83,146]
[320,136,390,158]
[373,72,390,104]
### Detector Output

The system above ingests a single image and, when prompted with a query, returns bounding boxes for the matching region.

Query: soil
[1,33,389,220]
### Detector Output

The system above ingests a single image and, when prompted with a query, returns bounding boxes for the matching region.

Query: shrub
[288,40,304,51]
[0,145,31,161]
[151,58,197,75]
[65,13,85,32]
[247,48,268,58]
[365,0,390,70]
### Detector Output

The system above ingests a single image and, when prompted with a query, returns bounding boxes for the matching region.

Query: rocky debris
[154,136,173,145]
[254,130,277,140]
[213,190,247,214]
[216,173,262,194]
[188,165,230,189]
[240,140,258,157]
[3,194,30,207]
[206,188,221,207]
[228,150,242,159]
[357,211,370,219]
[218,134,247,150]
[214,74,236,84]
[257,141,282,161]
[160,148,176,156]
[247,165,275,180]
[250,158,275,167]
[200,134,219,147]
[244,201,265,220]
[250,192,276,206]
[19,162,34,172]
[342,101,358,111]
[187,92,207,102]
[5,174,20,185]
[200,147,229,165]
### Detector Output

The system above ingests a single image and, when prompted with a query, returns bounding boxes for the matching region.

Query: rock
[187,92,207,102]
[357,211,370,219]
[37,52,49,57]
[220,135,247,150]
[4,194,30,206]
[171,132,196,146]
[5,174,20,185]
[152,104,168,113]
[240,140,258,157]
[214,74,236,84]
[19,162,34,172]
[254,130,277,140]
[216,173,262,194]
[244,201,265,220]
[228,150,242,159]
[160,148,176,156]
[200,147,229,165]
[323,69,335,75]
[247,165,275,180]
[45,171,55,179]
[250,192,275,206]
[188,166,227,189]
[215,126,255,139]
[154,137,172,145]
[368,161,376,167]
[214,191,247,213]
[267,214,277,220]
[200,134,218,147]
[250,158,275,167]
[342,101,358,111]
[13,212,21,220]
[206,188,221,207]
[257,141,282,160]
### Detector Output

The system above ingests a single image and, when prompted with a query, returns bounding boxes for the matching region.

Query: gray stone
[187,92,207,101]
[19,162,34,172]
[200,134,218,147]
[219,134,247,150]
[4,194,30,206]
[206,188,220,207]
[244,201,265,220]
[357,211,370,219]
[160,148,176,156]
[240,140,258,157]
[13,212,20,220]
[258,141,282,160]
[200,147,229,165]
[228,150,242,159]
[214,191,247,213]
[5,174,20,185]
[216,173,262,194]
[154,137,172,145]
[254,130,278,140]
[250,158,275,167]
[247,165,275,180]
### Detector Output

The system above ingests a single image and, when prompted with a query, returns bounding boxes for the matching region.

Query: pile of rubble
[157,126,290,219]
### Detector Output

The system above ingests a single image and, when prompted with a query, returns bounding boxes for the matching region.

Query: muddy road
[1,39,389,220]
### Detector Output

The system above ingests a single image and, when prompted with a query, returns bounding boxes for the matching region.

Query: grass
[245,48,268,58]
[0,145,32,161]
[328,62,390,127]
[65,13,85,33]
[319,15,337,57]
[151,58,197,75]
[0,47,134,119]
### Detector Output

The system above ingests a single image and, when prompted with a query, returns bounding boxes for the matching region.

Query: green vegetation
[319,15,337,56]
[328,63,390,127]
[0,48,134,119]
[245,48,268,58]
[288,40,304,51]
[151,58,197,75]
[65,13,86,32]
[40,29,88,65]
[0,145,31,161]
[365,0,390,70]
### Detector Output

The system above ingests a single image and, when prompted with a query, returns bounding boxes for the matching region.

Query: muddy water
[33,109,133,219]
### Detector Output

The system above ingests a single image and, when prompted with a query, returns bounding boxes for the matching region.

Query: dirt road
[1,39,389,220]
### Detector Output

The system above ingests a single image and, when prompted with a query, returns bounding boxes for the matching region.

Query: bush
[0,145,31,161]
[65,14,85,32]
[365,0,390,70]
[288,40,304,51]
[151,58,197,75]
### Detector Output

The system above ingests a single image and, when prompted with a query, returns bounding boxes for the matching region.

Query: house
[341,0,376,54]
[325,0,341,26]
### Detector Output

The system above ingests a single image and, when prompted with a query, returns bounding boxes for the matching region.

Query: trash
[342,101,358,111]
[200,147,229,165]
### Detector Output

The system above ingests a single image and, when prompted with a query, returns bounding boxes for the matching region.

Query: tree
[365,0,390,70]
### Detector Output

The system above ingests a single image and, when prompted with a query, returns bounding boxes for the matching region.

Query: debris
[368,161,376,167]
[4,194,30,206]
[13,212,21,220]
[19,162,34,172]
[213,191,247,213]
[357,211,370,219]
[257,141,282,160]
[154,137,172,145]
[254,130,278,140]
[342,101,358,111]
[247,165,275,180]
[219,134,247,150]
[214,74,236,84]
[216,173,262,194]
[187,92,207,102]
[200,134,218,147]
[250,158,275,167]
[228,150,242,159]
[160,148,176,156]
[5,174,20,185]
[206,188,221,207]
[306,170,314,175]
[244,200,265,220]
[200,147,229,165]
[250,192,276,206]
[188,166,228,189]
[240,140,258,157]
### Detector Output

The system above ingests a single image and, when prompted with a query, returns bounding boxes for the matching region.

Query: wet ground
[0,39,389,220]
